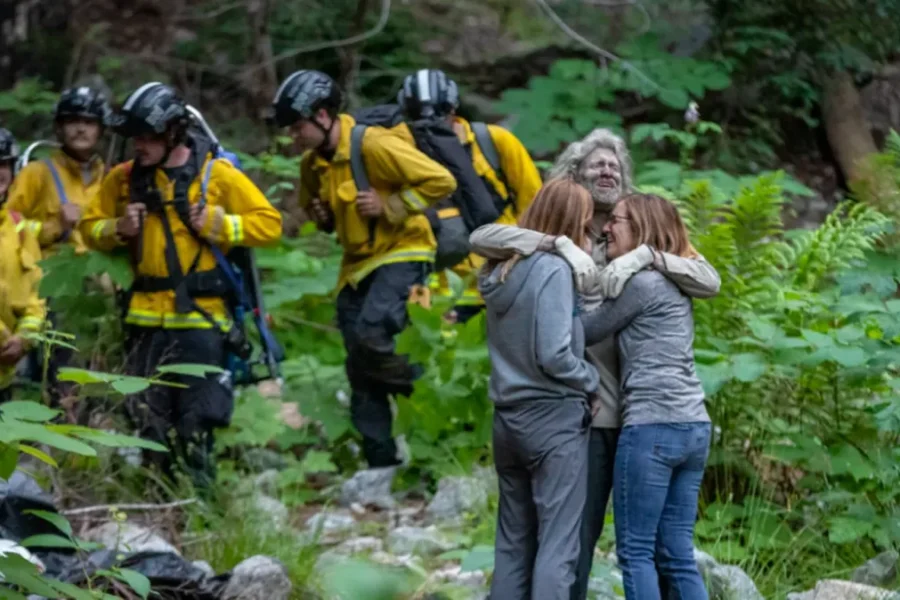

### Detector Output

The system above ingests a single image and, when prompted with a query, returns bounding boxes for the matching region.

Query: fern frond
[788,202,890,291]
[727,173,786,252]
[675,179,721,237]
[885,129,900,162]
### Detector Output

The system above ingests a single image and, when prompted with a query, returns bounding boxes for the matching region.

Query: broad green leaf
[829,444,875,480]
[801,329,833,348]
[0,587,28,599]
[23,509,72,537]
[48,579,118,600]
[20,534,78,549]
[696,363,730,397]
[730,353,767,383]
[4,423,96,456]
[657,87,690,109]
[56,367,116,385]
[319,557,420,599]
[0,554,58,596]
[69,429,167,452]
[0,401,59,422]
[16,444,57,467]
[460,545,495,572]
[828,516,873,544]
[0,443,17,479]
[155,363,226,377]
[828,346,869,367]
[747,318,778,341]
[113,568,151,599]
[112,378,151,395]
[300,449,338,473]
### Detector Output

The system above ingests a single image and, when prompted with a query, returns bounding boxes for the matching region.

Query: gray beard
[590,183,620,208]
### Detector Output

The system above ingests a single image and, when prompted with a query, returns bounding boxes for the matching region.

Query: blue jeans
[613,422,711,600]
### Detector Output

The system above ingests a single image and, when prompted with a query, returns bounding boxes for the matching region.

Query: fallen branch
[61,499,197,516]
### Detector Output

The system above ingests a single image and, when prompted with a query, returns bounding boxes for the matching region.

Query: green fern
[885,130,900,161]
[851,129,900,249]
[787,202,890,291]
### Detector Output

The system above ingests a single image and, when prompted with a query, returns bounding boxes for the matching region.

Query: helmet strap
[314,115,337,159]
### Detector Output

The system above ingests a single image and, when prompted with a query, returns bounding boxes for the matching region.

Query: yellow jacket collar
[453,116,476,146]
[312,113,355,171]
[51,149,104,181]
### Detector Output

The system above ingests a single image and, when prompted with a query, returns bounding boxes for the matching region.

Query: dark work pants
[491,400,592,600]
[336,262,427,468]
[124,326,232,491]
[571,427,620,600]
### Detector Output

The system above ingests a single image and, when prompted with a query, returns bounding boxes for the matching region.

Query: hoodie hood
[478,253,544,317]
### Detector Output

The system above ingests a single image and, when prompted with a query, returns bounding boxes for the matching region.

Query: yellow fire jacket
[299,113,457,292]
[431,117,542,307]
[79,153,283,329]
[0,206,47,387]
[7,150,104,257]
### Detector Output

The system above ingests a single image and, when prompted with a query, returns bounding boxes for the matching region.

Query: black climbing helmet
[397,69,460,120]
[109,82,189,138]
[55,86,112,125]
[0,128,18,165]
[269,70,343,128]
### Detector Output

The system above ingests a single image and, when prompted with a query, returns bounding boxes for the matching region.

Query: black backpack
[350,104,502,270]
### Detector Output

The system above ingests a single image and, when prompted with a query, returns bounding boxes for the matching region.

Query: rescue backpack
[350,104,503,271]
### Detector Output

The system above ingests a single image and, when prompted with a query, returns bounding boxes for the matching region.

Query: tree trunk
[336,0,369,106]
[244,0,277,119]
[821,70,879,184]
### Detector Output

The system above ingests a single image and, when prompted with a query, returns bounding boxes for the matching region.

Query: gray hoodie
[478,252,600,406]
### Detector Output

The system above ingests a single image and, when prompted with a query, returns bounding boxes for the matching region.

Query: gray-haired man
[469,127,720,600]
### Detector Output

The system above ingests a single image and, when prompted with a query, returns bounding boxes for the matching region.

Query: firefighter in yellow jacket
[8,87,111,405]
[8,86,111,256]
[270,70,456,468]
[397,69,542,323]
[0,129,46,402]
[80,83,283,488]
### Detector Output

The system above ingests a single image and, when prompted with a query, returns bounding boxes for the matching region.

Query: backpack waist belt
[131,268,230,298]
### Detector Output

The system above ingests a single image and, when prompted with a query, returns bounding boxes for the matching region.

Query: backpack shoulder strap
[42,159,69,205]
[472,122,501,175]
[349,125,370,192]
[42,159,72,241]
[198,158,244,292]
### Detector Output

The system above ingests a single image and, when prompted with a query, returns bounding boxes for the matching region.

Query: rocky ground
[7,462,900,599]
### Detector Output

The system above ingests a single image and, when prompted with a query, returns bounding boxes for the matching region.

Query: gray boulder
[340,467,397,509]
[706,564,764,600]
[853,552,899,587]
[82,522,179,556]
[386,526,455,556]
[253,469,280,496]
[192,560,216,579]
[335,536,383,555]
[250,494,290,528]
[694,547,718,577]
[221,555,292,600]
[305,510,356,537]
[425,476,489,524]
[788,580,900,600]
